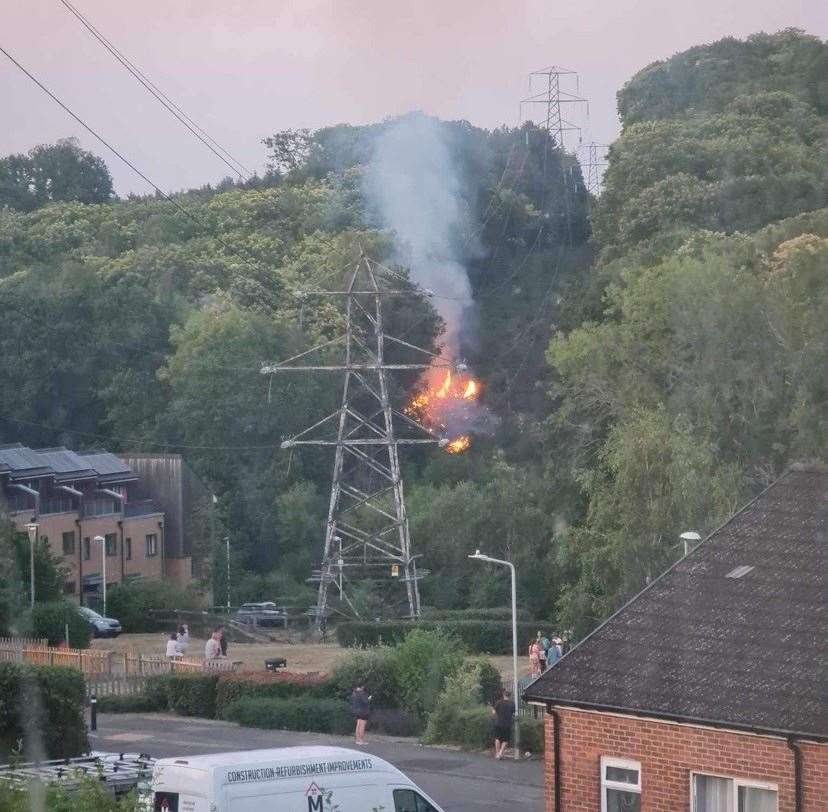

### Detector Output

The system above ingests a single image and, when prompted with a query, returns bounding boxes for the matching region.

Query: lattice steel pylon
[519,65,587,151]
[579,141,609,196]
[261,255,444,625]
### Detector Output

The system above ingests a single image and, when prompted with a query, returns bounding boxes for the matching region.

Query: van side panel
[227,783,395,811]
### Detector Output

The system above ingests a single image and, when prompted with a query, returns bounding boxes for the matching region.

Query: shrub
[216,671,331,717]
[163,673,220,717]
[465,657,504,706]
[95,694,166,714]
[336,621,408,648]
[518,717,545,753]
[222,697,353,735]
[328,646,399,708]
[0,662,88,759]
[423,668,493,750]
[368,707,424,737]
[393,628,465,719]
[0,775,142,811]
[30,601,91,648]
[143,674,172,711]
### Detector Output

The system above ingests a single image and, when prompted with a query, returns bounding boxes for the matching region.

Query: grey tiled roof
[76,451,137,483]
[0,444,136,484]
[525,466,828,741]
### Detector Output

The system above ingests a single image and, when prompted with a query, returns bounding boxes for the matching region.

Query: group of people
[164,624,190,658]
[528,630,565,678]
[162,623,229,660]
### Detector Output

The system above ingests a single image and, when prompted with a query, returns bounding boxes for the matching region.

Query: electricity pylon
[520,65,587,151]
[579,141,609,196]
[261,255,442,624]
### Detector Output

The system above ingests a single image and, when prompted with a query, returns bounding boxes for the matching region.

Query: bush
[465,657,504,706]
[30,601,91,648]
[107,580,202,633]
[0,662,88,759]
[0,775,142,811]
[423,668,493,750]
[216,671,331,717]
[95,694,166,713]
[222,697,353,735]
[143,674,172,711]
[519,717,545,753]
[336,619,547,654]
[368,707,424,737]
[393,628,465,719]
[328,646,399,708]
[163,673,220,717]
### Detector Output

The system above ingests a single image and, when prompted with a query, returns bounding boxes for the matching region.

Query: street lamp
[224,537,231,611]
[468,549,520,760]
[25,522,38,609]
[680,531,702,556]
[93,536,107,616]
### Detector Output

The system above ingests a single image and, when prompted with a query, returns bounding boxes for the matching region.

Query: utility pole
[261,255,442,626]
[578,141,609,196]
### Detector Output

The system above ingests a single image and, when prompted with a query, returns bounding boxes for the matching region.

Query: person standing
[218,624,228,657]
[528,638,541,678]
[351,683,372,745]
[546,635,561,668]
[176,624,189,655]
[537,631,550,672]
[165,632,180,659]
[491,689,516,760]
[205,627,223,659]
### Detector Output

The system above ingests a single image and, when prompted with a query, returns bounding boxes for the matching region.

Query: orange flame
[405,366,481,455]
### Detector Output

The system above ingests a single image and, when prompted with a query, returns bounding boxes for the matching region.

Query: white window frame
[601,756,642,812]
[690,771,778,812]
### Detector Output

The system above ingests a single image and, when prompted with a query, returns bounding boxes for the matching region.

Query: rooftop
[525,465,828,742]
[0,444,136,484]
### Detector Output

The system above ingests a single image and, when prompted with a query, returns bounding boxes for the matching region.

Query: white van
[151,746,445,812]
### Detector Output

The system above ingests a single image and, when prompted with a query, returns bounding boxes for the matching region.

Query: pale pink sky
[3,0,826,195]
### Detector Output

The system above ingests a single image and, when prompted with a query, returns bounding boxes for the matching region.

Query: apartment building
[0,444,199,605]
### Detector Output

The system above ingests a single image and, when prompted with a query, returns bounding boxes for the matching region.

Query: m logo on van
[305,782,338,811]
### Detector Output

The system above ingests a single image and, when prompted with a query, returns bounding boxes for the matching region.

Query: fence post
[138,654,144,676]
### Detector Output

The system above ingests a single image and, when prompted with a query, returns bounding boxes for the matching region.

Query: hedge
[222,697,353,735]
[0,662,88,759]
[31,601,91,648]
[518,717,545,753]
[336,620,548,654]
[216,671,331,717]
[95,694,167,714]
[143,673,220,718]
[106,579,202,633]
[328,646,399,708]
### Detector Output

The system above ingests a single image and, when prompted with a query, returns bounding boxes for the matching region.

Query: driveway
[92,713,544,811]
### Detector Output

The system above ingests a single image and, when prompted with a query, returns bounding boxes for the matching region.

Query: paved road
[91,713,544,811]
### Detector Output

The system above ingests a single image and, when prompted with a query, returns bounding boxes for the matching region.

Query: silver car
[78,606,122,638]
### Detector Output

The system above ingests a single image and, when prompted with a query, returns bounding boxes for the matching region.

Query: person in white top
[165,632,180,658]
[205,627,224,659]
[176,624,189,655]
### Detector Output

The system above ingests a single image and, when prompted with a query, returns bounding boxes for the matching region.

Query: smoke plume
[364,113,475,352]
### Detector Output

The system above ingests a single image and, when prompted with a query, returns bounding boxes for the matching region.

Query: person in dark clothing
[491,689,516,759]
[218,624,228,657]
[351,683,372,745]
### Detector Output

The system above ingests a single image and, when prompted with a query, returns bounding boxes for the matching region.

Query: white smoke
[364,113,474,352]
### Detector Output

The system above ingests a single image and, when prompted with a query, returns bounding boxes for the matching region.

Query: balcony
[81,497,119,518]
[124,499,159,519]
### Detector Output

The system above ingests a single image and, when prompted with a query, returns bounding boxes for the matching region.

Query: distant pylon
[520,66,588,151]
[261,255,442,625]
[579,141,609,196]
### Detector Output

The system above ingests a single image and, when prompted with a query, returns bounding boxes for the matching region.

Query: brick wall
[543,707,827,811]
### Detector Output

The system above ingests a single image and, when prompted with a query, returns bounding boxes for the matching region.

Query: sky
[2,0,826,196]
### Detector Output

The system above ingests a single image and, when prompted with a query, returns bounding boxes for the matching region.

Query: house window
[83,537,91,560]
[125,537,132,561]
[146,534,158,557]
[692,774,777,812]
[601,757,641,812]
[63,580,76,595]
[62,531,75,555]
[105,533,118,557]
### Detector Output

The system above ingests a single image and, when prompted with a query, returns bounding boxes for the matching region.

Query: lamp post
[25,522,38,608]
[93,536,106,616]
[224,537,231,611]
[468,549,520,760]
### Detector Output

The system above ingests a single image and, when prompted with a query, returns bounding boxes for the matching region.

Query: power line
[59,0,252,182]
[0,44,270,284]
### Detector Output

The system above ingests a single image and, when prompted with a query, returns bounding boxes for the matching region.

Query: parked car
[235,602,286,628]
[78,606,122,638]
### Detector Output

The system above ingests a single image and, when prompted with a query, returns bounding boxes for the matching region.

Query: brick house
[0,444,205,605]
[525,464,827,812]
